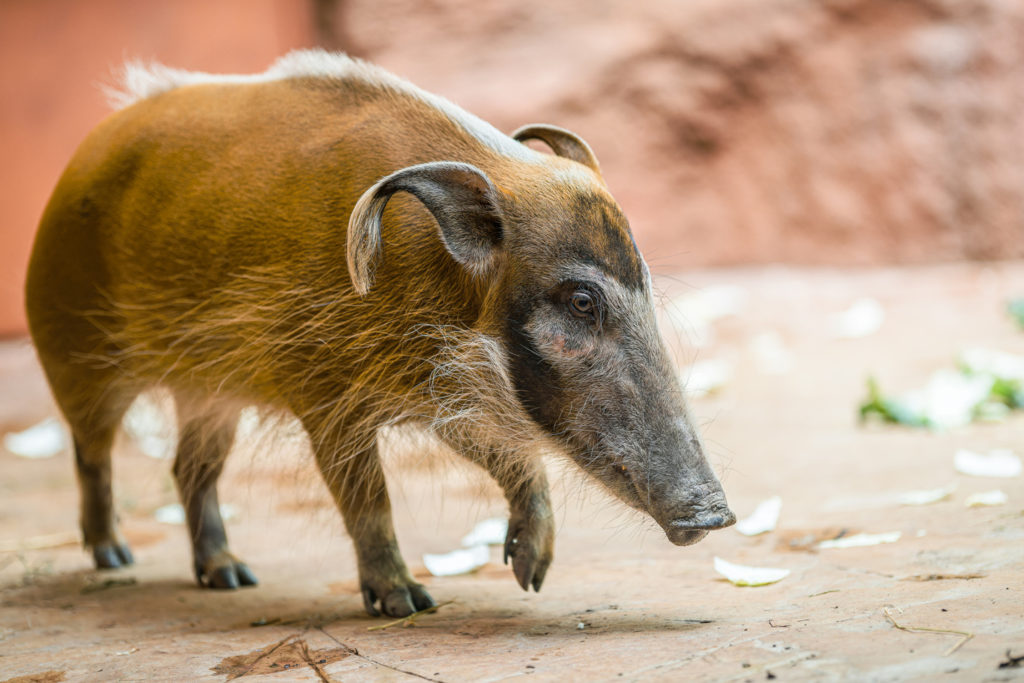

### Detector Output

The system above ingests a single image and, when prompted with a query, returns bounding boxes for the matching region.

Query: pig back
[27,75,497,408]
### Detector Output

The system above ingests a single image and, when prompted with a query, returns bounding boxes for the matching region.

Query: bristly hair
[75,259,551,507]
[102,49,537,163]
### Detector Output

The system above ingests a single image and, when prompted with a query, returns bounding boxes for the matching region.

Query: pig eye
[558,283,603,329]
[569,291,594,318]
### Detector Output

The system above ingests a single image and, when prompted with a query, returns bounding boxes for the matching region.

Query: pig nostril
[670,512,733,531]
[664,504,735,544]
[702,515,725,528]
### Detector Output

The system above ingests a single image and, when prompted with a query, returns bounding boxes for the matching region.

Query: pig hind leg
[50,371,136,569]
[74,413,135,569]
[173,397,256,589]
[29,337,136,569]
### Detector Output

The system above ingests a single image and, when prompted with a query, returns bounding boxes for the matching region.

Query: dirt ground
[1,263,1023,682]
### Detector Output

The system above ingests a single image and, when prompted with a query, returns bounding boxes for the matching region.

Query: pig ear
[512,123,601,174]
[347,161,504,296]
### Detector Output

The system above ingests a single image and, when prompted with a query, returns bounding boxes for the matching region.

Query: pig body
[26,50,734,617]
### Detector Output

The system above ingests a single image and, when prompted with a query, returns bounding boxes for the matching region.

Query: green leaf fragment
[1008,298,1024,329]
[859,376,926,426]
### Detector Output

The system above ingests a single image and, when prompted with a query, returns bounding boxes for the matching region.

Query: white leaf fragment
[423,544,490,577]
[461,517,508,547]
[965,490,1008,507]
[154,502,238,525]
[3,417,67,458]
[954,449,1022,478]
[154,504,186,525]
[683,359,733,398]
[960,347,1024,381]
[870,346,1024,430]
[122,393,176,459]
[236,406,262,440]
[830,298,885,339]
[735,496,782,536]
[750,331,795,375]
[713,557,790,586]
[901,371,995,430]
[818,531,901,549]
[898,484,956,506]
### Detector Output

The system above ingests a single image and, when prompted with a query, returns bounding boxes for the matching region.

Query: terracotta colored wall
[341,0,1024,270]
[5,0,1023,336]
[0,0,316,337]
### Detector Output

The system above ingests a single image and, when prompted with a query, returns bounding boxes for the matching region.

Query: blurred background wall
[2,0,1023,336]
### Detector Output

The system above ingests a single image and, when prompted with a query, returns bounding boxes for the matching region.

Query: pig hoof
[504,516,554,592]
[92,542,134,569]
[196,552,258,589]
[362,581,435,618]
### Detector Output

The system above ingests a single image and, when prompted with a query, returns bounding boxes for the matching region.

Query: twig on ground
[366,600,456,631]
[81,577,137,594]
[883,606,974,656]
[901,573,985,582]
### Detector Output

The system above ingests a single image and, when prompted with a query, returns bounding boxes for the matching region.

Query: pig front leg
[502,461,555,592]
[454,442,555,591]
[304,419,434,617]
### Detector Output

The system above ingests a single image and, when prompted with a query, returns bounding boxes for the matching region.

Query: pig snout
[644,476,736,546]
[664,497,736,546]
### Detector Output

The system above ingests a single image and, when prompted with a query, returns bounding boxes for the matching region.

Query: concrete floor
[2,263,1023,681]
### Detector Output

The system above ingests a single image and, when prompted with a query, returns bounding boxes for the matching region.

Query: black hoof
[362,582,435,617]
[92,542,134,569]
[197,555,258,589]
[504,520,552,593]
